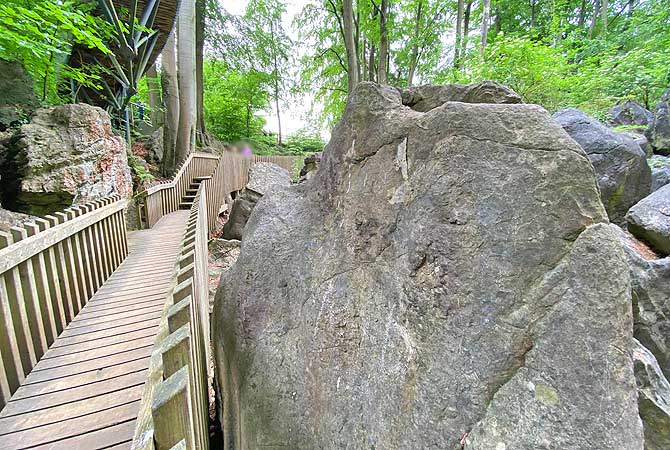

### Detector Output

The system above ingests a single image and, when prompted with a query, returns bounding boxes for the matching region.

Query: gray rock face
[221,162,291,240]
[299,152,322,181]
[650,155,670,192]
[626,184,670,255]
[633,339,670,450]
[400,80,521,112]
[0,61,39,131]
[0,104,132,216]
[213,83,643,450]
[609,100,654,128]
[0,207,37,232]
[647,89,670,156]
[554,108,651,224]
[613,225,670,378]
[245,162,291,195]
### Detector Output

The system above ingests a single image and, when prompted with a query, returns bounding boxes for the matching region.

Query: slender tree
[407,0,423,85]
[343,0,360,91]
[175,0,197,163]
[161,31,179,175]
[145,64,163,128]
[589,0,600,38]
[481,0,490,56]
[378,0,390,83]
[195,0,206,143]
[600,0,608,35]
[454,0,464,68]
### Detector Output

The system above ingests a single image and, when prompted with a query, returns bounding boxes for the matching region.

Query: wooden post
[151,367,194,450]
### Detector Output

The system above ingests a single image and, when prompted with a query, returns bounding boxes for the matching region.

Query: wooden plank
[0,376,145,421]
[151,367,192,450]
[10,226,49,359]
[56,212,85,316]
[18,419,136,450]
[0,382,145,434]
[25,346,154,384]
[45,327,158,359]
[0,200,128,273]
[45,215,76,324]
[23,223,59,346]
[57,312,164,340]
[13,358,149,399]
[33,218,67,335]
[50,317,161,349]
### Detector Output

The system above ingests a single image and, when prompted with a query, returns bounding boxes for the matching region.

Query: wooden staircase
[179,176,210,210]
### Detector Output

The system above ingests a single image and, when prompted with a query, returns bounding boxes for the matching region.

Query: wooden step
[179,202,192,210]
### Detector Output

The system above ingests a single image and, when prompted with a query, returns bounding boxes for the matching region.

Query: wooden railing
[132,188,211,450]
[202,152,251,235]
[140,152,219,228]
[0,195,128,408]
[252,154,302,177]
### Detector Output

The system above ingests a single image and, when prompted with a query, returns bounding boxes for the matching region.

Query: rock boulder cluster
[0,103,132,216]
[213,82,652,450]
[221,162,291,240]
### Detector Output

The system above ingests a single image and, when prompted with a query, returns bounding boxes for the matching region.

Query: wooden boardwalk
[0,211,188,450]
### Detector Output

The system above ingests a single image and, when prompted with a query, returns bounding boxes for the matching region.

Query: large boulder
[213,83,643,450]
[609,100,654,129]
[221,162,290,240]
[553,108,651,224]
[0,61,39,131]
[649,155,670,192]
[646,89,670,155]
[626,184,670,255]
[614,226,670,377]
[400,80,521,112]
[633,339,670,450]
[0,104,132,216]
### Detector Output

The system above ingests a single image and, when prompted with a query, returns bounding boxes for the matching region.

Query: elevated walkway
[0,212,188,449]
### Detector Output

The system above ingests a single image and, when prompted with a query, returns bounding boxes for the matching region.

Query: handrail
[201,152,251,235]
[132,188,211,450]
[140,152,219,228]
[0,195,129,408]
[252,154,301,177]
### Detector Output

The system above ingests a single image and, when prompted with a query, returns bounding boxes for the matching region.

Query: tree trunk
[342,0,359,92]
[600,0,608,36]
[454,0,464,69]
[530,0,537,29]
[462,1,472,58]
[270,20,282,146]
[368,43,376,82]
[494,6,501,34]
[161,31,179,175]
[578,0,587,27]
[481,0,490,56]
[195,0,206,144]
[175,0,197,163]
[627,0,634,18]
[362,39,368,81]
[378,0,389,84]
[145,64,163,129]
[589,0,600,38]
[407,0,423,86]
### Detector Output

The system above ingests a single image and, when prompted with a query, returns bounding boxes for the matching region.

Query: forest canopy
[1,0,669,154]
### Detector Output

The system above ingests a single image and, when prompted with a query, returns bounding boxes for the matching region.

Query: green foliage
[0,0,112,103]
[203,59,271,142]
[128,154,156,183]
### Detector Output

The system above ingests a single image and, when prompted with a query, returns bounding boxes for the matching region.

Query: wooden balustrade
[132,189,211,450]
[252,154,302,177]
[0,195,129,408]
[140,153,219,228]
[201,152,251,235]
